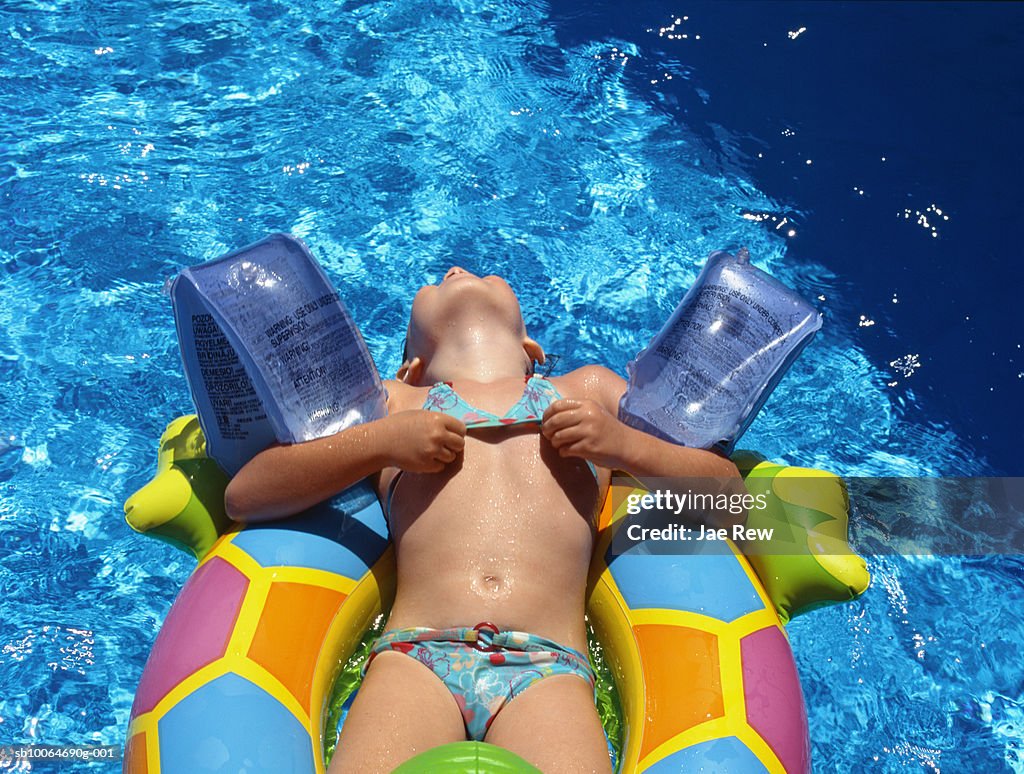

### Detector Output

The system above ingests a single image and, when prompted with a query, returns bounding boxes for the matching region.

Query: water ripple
[0,0,1009,765]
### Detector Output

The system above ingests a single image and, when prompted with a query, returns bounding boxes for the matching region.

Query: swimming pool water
[1,0,1021,771]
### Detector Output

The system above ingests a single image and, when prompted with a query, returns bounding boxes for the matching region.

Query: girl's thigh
[484,674,613,773]
[328,650,465,774]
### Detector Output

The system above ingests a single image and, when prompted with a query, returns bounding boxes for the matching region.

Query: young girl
[225,266,739,773]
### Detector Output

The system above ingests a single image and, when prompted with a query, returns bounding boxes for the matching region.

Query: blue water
[1,0,1021,771]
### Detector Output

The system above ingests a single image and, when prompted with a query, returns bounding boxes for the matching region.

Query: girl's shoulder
[550,365,627,412]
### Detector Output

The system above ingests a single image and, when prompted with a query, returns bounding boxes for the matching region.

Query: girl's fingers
[541,398,582,424]
[441,415,467,435]
[542,408,583,437]
[445,431,466,451]
[549,426,587,448]
[557,441,587,459]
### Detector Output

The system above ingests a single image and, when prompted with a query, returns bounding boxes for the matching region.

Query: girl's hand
[382,410,466,472]
[541,398,628,469]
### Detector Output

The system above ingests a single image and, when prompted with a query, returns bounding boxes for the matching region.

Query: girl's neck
[421,333,531,385]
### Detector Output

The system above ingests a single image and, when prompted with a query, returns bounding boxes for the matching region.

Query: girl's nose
[444,266,468,281]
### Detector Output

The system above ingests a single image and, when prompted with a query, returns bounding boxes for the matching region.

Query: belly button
[472,573,508,598]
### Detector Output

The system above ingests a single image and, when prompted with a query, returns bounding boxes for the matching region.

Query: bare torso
[375,371,610,652]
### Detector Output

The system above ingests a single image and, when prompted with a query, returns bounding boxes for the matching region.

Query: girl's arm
[547,366,739,477]
[225,405,466,523]
[545,366,744,527]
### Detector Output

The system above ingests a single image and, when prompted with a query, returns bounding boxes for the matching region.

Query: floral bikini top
[384,375,598,520]
[422,374,562,428]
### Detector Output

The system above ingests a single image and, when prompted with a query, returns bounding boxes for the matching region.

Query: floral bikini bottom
[363,622,596,741]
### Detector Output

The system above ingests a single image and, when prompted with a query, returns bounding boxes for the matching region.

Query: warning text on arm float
[264,292,340,347]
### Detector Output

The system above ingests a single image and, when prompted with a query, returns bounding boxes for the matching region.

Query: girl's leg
[328,650,465,773]
[484,674,613,773]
